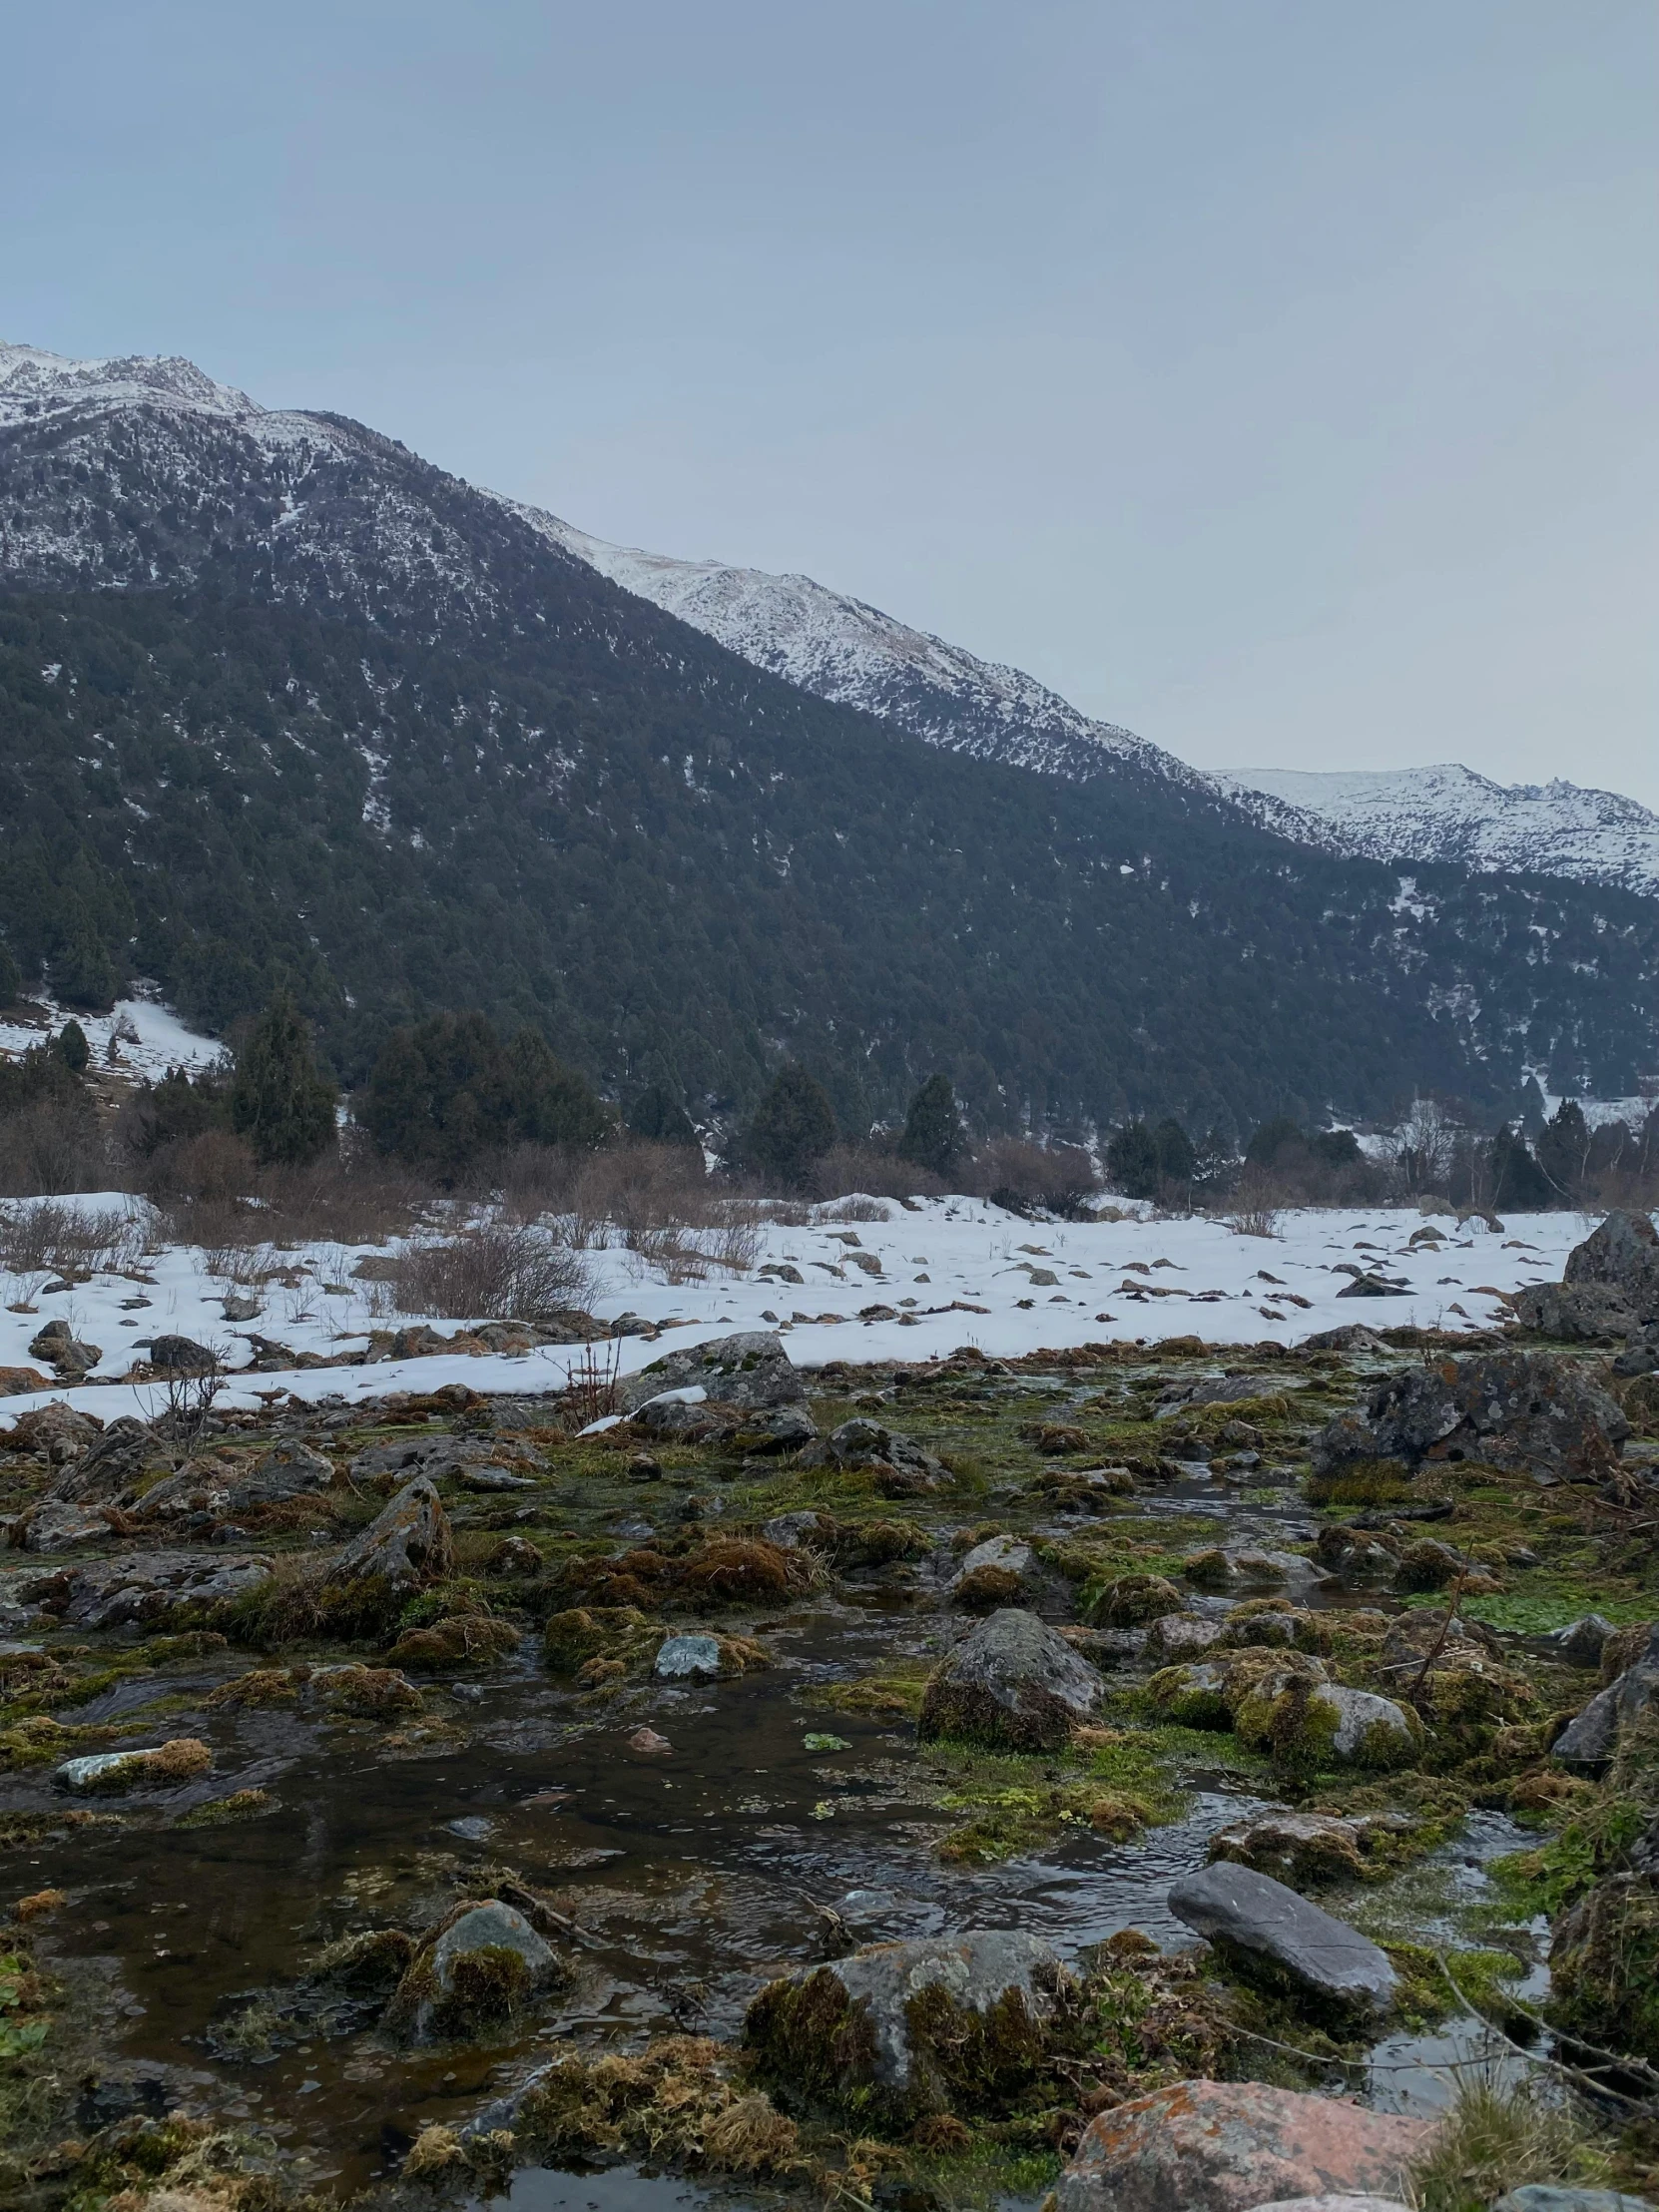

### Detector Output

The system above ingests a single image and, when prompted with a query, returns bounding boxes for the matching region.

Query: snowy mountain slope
[1211,765,1659,902]
[510,507,1203,789]
[0,340,591,623]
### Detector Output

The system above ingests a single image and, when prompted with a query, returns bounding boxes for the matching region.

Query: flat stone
[654,1633,722,1679]
[1167,1863,1397,2021]
[1055,2079,1436,2212]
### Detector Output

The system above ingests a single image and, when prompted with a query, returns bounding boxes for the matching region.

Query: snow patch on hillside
[0,990,224,1083]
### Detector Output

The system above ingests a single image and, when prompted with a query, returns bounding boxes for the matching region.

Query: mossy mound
[386,1614,521,1669]
[1088,1572,1183,1627]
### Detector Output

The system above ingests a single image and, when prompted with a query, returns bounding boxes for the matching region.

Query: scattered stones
[745,1930,1064,2120]
[1168,1863,1397,2023]
[1054,2079,1436,2212]
[622,1331,806,1412]
[1311,1351,1629,1485]
[918,1607,1105,1750]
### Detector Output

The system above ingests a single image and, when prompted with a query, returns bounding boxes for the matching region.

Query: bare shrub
[817,1196,892,1223]
[965,1136,1099,1216]
[0,1198,151,1280]
[144,1130,260,1210]
[392,1219,592,1320]
[557,1339,623,1427]
[1222,1204,1282,1239]
[813,1144,942,1202]
[0,1101,113,1196]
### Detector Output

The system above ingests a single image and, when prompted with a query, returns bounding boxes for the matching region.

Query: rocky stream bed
[5,1213,1659,2212]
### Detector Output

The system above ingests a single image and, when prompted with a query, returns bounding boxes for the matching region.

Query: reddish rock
[0,1368,50,1397]
[1055,2080,1436,2212]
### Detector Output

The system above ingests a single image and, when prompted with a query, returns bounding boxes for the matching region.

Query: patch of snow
[0,989,223,1081]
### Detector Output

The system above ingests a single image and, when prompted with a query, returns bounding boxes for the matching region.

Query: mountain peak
[0,340,264,429]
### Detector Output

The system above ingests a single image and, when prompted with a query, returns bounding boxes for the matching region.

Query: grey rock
[6,1401,103,1464]
[1336,1275,1410,1300]
[1304,1685,1422,1766]
[949,1534,1034,1592]
[227,1440,334,1509]
[1563,1210,1659,1323]
[21,1499,117,1553]
[621,1330,806,1413]
[918,1607,1104,1750]
[801,1416,947,1489]
[1553,1629,1659,1768]
[1143,1613,1226,1664]
[24,1548,275,1630]
[762,1509,837,1550]
[755,1931,1063,2096]
[1310,1351,1629,1484]
[1510,1282,1638,1342]
[49,1417,158,1504]
[1300,1324,1387,1353]
[322,1475,453,1599]
[457,1466,539,1491]
[1168,1862,1397,2021]
[222,1294,263,1322]
[655,1632,723,1679]
[394,1900,555,2043]
[1491,2193,1656,2212]
[147,1335,219,1374]
[29,1320,102,1374]
[1552,1613,1617,1669]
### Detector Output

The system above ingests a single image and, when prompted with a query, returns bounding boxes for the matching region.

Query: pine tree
[1106,1120,1163,1199]
[227,990,337,1166]
[506,1026,610,1150]
[1489,1125,1553,1211]
[627,1083,700,1149]
[1153,1118,1196,1185]
[0,939,20,1006]
[745,1063,836,1191]
[51,912,119,1012]
[57,1020,90,1074]
[1535,1100,1591,1200]
[896,1074,966,1179]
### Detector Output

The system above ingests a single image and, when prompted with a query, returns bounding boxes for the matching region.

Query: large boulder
[18,1499,118,1554]
[225,1440,334,1511]
[745,1931,1064,2121]
[1310,1352,1629,1485]
[1510,1282,1640,1343]
[917,1608,1104,1749]
[321,1476,453,1609]
[20,1548,275,1629]
[621,1331,805,1413]
[385,1900,558,2043]
[799,1417,947,1493]
[1054,2080,1436,2212]
[1564,1211,1659,1321]
[50,1417,160,1504]
[1167,1864,1397,2024]
[1552,1627,1659,1769]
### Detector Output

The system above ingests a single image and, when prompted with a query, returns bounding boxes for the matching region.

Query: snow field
[0,1194,1601,1431]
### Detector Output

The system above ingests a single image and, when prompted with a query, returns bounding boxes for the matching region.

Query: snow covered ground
[0,1195,1607,1432]
[0,992,224,1081]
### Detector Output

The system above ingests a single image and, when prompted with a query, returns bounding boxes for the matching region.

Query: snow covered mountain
[1210,766,1659,902]
[514,510,1202,790]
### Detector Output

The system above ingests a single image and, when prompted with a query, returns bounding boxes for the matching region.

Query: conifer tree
[627,1082,700,1149]
[0,939,20,1006]
[57,1020,90,1074]
[227,990,337,1166]
[745,1063,835,1191]
[1489,1124,1553,1211]
[896,1074,966,1179]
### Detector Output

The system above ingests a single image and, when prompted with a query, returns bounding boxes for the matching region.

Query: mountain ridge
[1,338,1656,1125]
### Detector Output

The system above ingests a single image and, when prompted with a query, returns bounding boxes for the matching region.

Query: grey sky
[7,2,1656,803]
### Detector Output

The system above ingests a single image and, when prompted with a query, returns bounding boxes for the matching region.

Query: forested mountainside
[1,342,1656,1129]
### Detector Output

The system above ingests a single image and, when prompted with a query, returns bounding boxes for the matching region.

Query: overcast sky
[6,2,1656,803]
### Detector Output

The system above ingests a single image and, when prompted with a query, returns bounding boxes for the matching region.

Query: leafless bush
[1222,1204,1282,1239]
[813,1144,943,1202]
[557,1339,622,1427]
[391,1218,592,1320]
[0,1102,113,1196]
[965,1136,1099,1216]
[817,1196,892,1223]
[0,1198,151,1280]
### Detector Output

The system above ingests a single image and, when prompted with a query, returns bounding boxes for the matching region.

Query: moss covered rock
[744,1930,1066,2122]
[917,1608,1105,1750]
[385,1899,558,2043]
